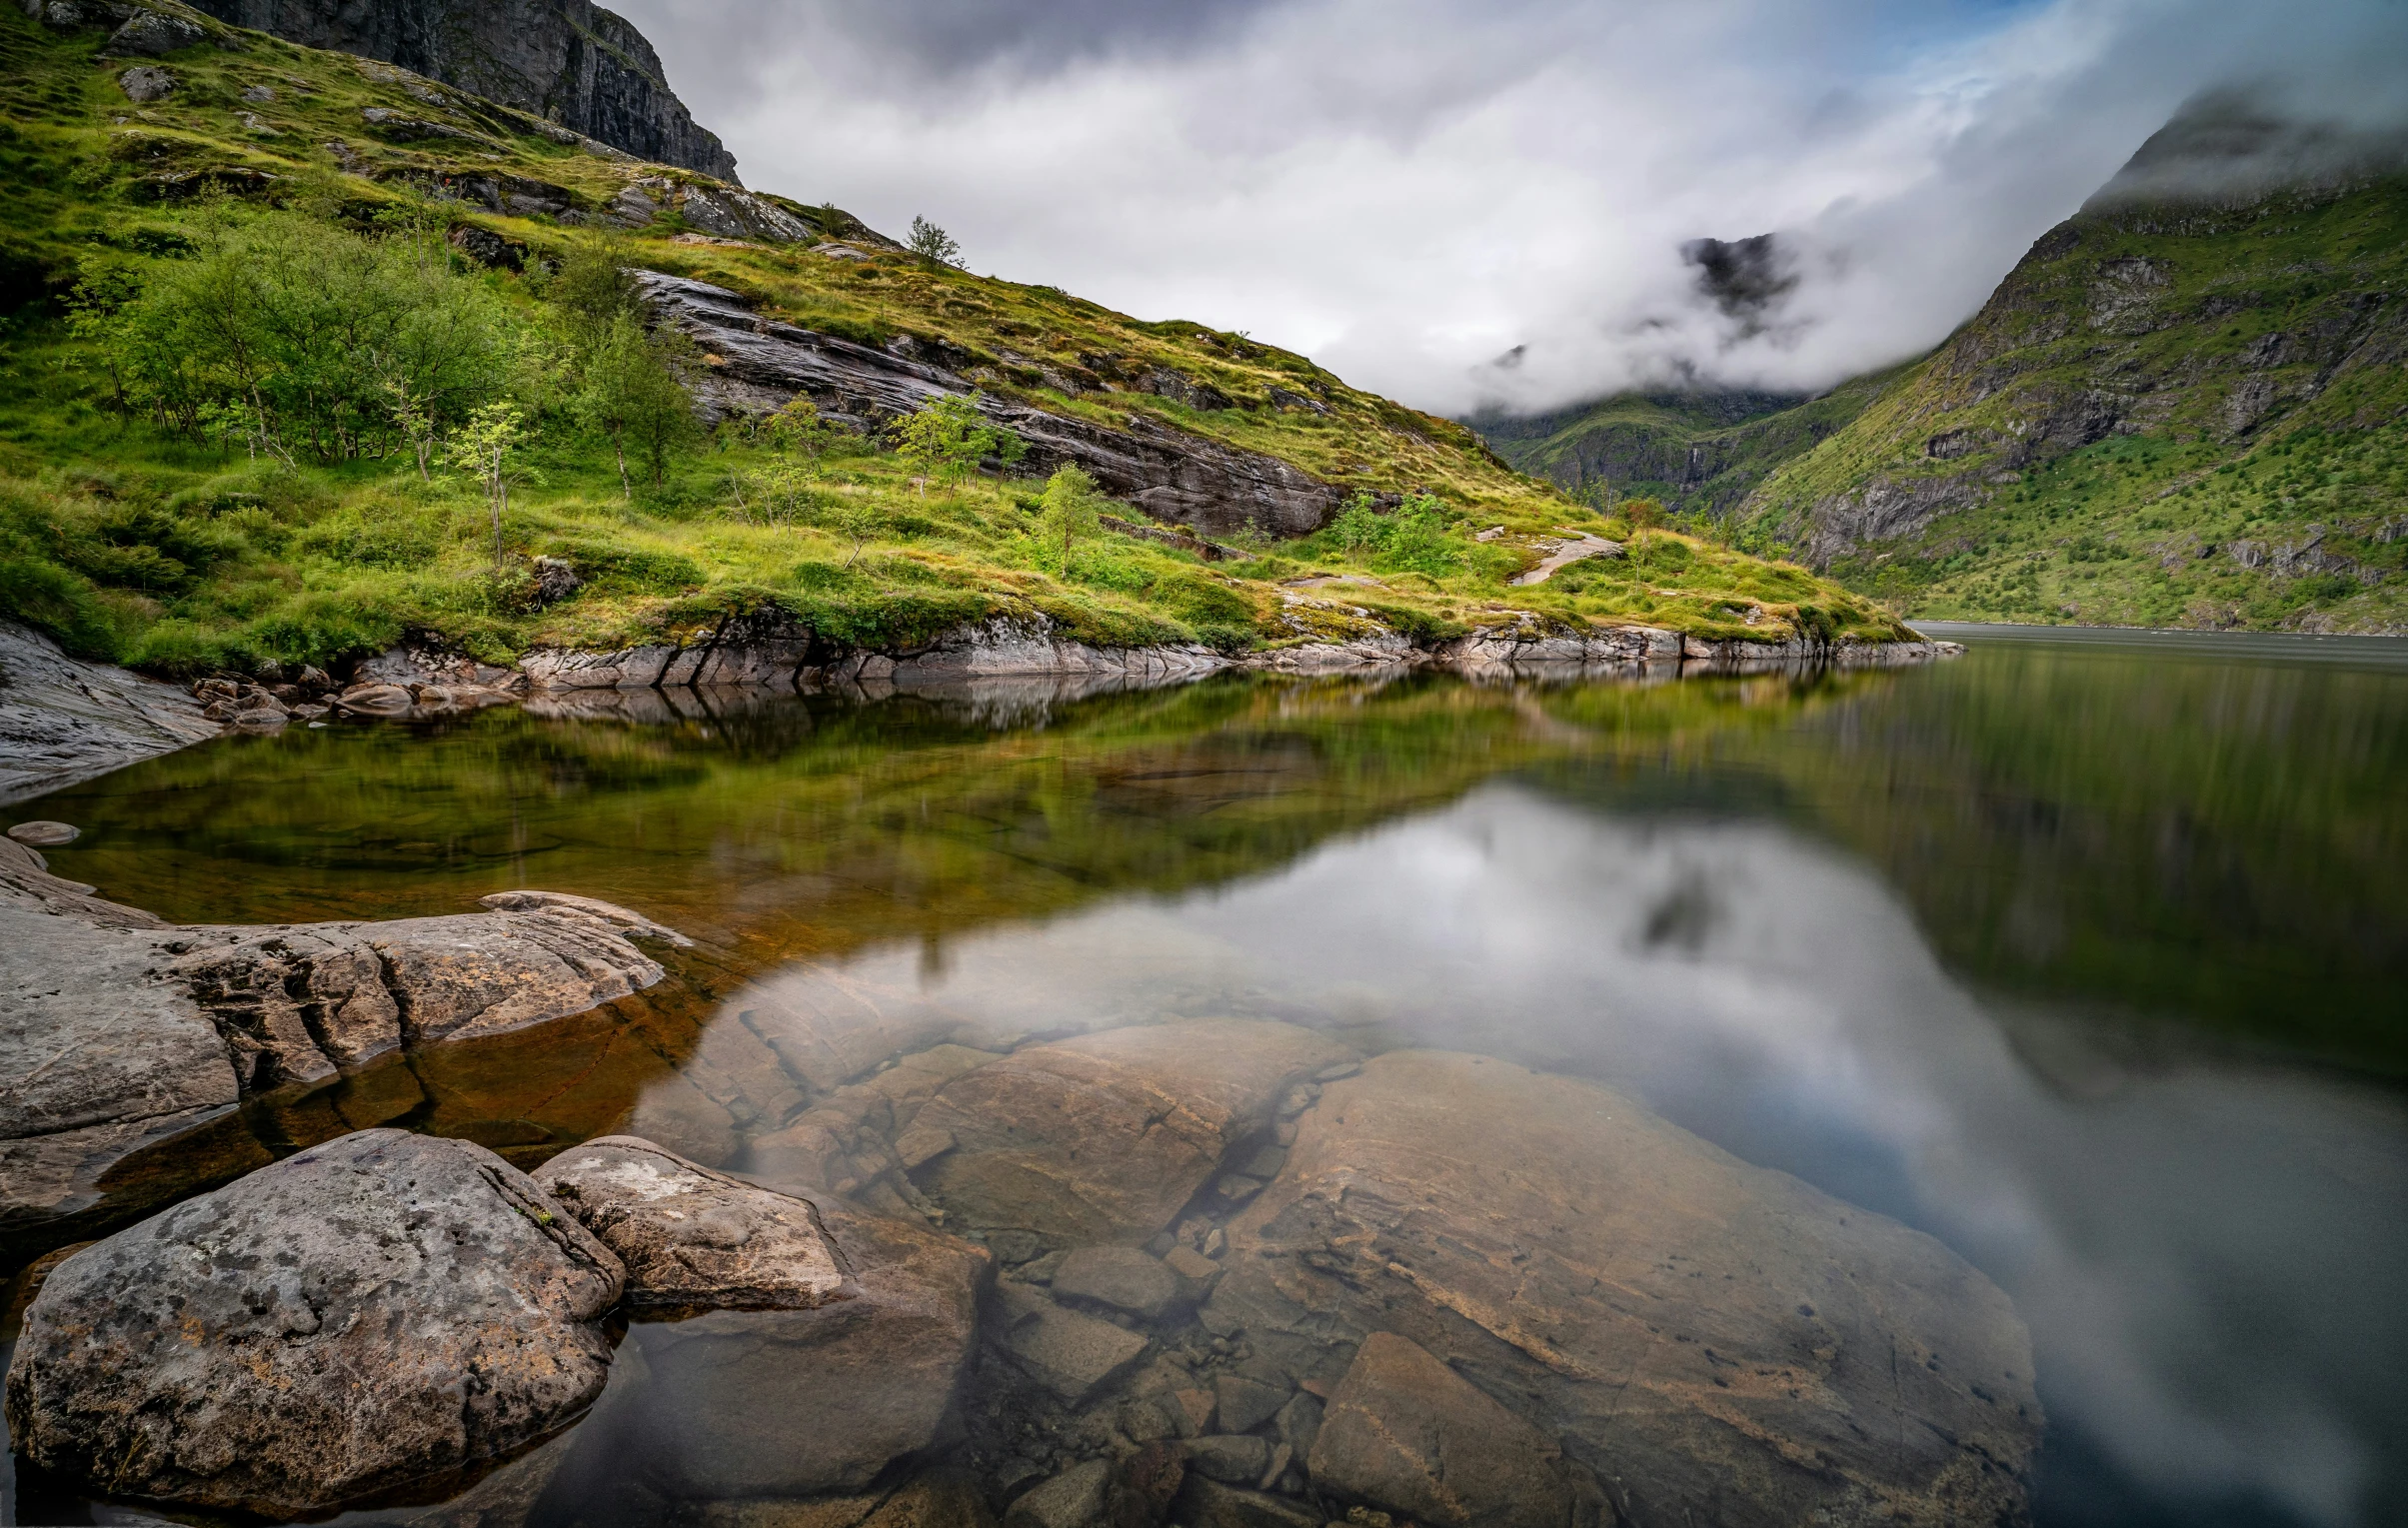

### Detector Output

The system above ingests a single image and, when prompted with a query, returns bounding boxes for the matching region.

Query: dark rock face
[907,1018,1357,1248]
[1206,1050,2042,1528]
[534,1135,848,1311]
[637,274,1342,540]
[184,0,740,179]
[2,1129,625,1517]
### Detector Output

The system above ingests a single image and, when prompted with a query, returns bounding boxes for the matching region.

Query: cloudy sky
[611,0,2408,420]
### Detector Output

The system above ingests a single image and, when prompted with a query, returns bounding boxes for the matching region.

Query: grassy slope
[1473,369,1900,523]
[1733,173,2408,633]
[0,4,1908,676]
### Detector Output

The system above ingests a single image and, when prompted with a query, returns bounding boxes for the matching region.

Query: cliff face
[184,0,738,181]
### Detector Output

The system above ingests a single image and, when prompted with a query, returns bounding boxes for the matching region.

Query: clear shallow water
[3,630,2405,1527]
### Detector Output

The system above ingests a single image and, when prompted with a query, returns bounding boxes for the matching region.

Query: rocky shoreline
[4,1021,2043,1528]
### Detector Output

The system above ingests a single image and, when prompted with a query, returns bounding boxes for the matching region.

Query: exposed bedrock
[0,620,219,804]
[0,835,688,1233]
[535,1135,991,1499]
[1204,1050,2043,1528]
[179,0,740,179]
[636,273,1342,540]
[2,1129,626,1517]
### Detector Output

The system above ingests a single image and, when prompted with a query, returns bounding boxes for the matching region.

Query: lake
[4,626,2404,1528]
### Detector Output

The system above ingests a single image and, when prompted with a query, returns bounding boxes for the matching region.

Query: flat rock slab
[1051,1245,1195,1321]
[996,1282,1151,1403]
[2,843,691,1236]
[535,1135,845,1310]
[1207,1050,2042,1528]
[606,1182,991,1497]
[2,1129,624,1517]
[1310,1332,1593,1528]
[5,820,77,846]
[910,1019,1356,1247]
[0,621,218,805]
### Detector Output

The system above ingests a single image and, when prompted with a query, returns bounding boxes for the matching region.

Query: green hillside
[1731,106,2408,634]
[1473,368,1898,523]
[0,1,1908,678]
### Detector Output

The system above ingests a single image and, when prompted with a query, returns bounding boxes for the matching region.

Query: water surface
[4,629,2404,1528]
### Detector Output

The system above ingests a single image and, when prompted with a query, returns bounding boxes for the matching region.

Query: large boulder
[907,1019,1356,1247]
[0,619,218,804]
[536,1135,991,1498]
[2,1130,625,1517]
[1205,1051,2041,1528]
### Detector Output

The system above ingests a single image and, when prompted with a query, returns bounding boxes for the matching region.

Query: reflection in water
[4,630,2405,1527]
[727,786,2402,1525]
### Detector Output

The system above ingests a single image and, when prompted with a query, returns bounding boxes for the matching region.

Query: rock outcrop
[637,274,1343,540]
[1204,1051,2042,1528]
[0,837,686,1234]
[3,1129,625,1517]
[906,1018,1359,1249]
[0,621,219,803]
[183,0,740,179]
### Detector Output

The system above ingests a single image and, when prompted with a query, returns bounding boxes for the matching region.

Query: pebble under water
[3,627,2404,1528]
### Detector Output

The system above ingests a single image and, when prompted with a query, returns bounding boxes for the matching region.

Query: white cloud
[617,0,2408,417]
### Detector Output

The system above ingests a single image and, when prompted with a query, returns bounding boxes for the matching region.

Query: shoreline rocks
[2,1130,625,1517]
[0,836,688,1235]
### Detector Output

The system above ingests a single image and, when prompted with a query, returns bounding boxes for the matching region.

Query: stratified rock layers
[1208,1051,2041,1528]
[2,1130,626,1516]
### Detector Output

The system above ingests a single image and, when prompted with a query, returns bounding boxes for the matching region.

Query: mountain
[0,1,1912,678]
[1471,370,1896,521]
[180,0,738,179]
[1731,94,2408,633]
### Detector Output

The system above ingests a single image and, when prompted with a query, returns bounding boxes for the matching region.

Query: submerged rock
[2,1129,624,1517]
[1310,1332,1598,1528]
[994,1281,1152,1403]
[1206,1051,2042,1528]
[908,1019,1356,1248]
[574,1139,991,1498]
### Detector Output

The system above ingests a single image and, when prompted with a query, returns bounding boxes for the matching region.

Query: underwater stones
[533,1136,845,1310]
[1207,1051,2042,1528]
[1186,1434,1271,1485]
[1211,1372,1289,1434]
[688,1472,997,1528]
[908,1019,1356,1248]
[609,1190,990,1497]
[1005,1459,1114,1528]
[1051,1245,1196,1321]
[1,1130,623,1517]
[1309,1333,1592,1528]
[995,1281,1152,1403]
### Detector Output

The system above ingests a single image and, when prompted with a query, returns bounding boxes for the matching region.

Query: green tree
[908,215,962,271]
[445,402,528,570]
[765,397,842,467]
[550,238,642,340]
[577,313,699,494]
[100,211,511,463]
[892,394,1019,494]
[1039,464,1108,573]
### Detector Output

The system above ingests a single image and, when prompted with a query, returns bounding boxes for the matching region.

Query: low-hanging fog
[612,0,2408,418]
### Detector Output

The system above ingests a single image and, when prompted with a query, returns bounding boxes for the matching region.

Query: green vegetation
[1473,370,1901,527]
[1730,173,2408,633]
[0,2,1902,677]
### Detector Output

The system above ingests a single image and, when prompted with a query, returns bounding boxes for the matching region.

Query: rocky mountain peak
[184,0,739,181]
